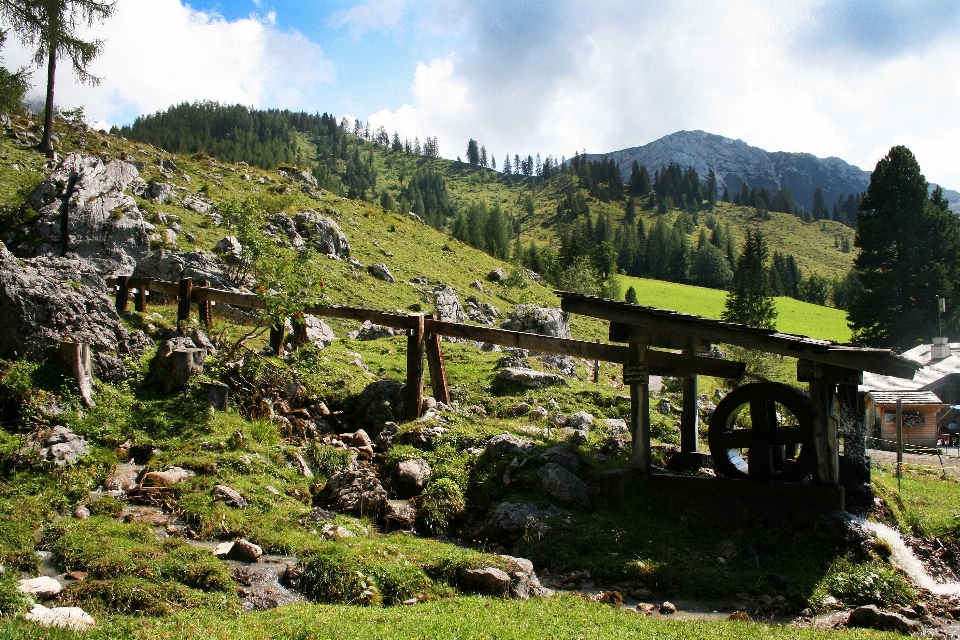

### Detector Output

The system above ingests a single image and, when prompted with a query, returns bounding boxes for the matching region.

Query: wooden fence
[107,276,744,421]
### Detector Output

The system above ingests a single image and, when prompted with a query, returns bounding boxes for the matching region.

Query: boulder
[540,445,580,473]
[182,194,213,214]
[501,555,550,599]
[461,567,511,595]
[20,153,150,275]
[383,499,417,530]
[139,466,194,489]
[213,235,243,263]
[0,244,151,377]
[538,463,590,507]
[392,458,432,498]
[603,418,629,437]
[485,433,534,461]
[147,181,175,204]
[368,263,395,283]
[347,320,397,340]
[287,314,336,347]
[355,380,405,425]
[212,484,248,509]
[321,467,388,517]
[497,367,567,388]
[227,538,263,563]
[488,502,570,539]
[293,210,350,257]
[320,523,353,540]
[18,426,89,467]
[501,304,571,339]
[18,576,62,599]
[133,249,240,290]
[848,605,921,634]
[150,331,207,393]
[487,268,507,282]
[433,285,465,323]
[566,411,594,432]
[104,463,141,493]
[24,604,95,630]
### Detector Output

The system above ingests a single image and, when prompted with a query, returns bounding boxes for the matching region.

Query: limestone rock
[18,576,62,599]
[212,484,248,509]
[0,244,150,377]
[848,605,921,634]
[104,463,141,493]
[497,367,567,388]
[355,380,405,425]
[486,433,534,461]
[538,463,590,507]
[139,466,193,489]
[540,445,580,473]
[488,502,570,539]
[213,235,243,263]
[501,304,571,339]
[347,320,397,341]
[566,411,594,432]
[368,262,395,283]
[487,268,507,282]
[287,314,336,347]
[133,249,240,290]
[21,153,150,275]
[293,210,350,257]
[227,538,263,563]
[433,285,465,323]
[320,523,353,540]
[24,604,94,630]
[147,181,175,204]
[150,331,207,393]
[392,458,432,498]
[384,499,416,530]
[18,426,89,467]
[461,567,511,595]
[321,467,387,517]
[501,555,550,599]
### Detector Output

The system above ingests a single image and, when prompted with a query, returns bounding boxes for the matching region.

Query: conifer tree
[722,229,777,329]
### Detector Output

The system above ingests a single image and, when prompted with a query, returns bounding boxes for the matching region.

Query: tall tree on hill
[0,0,115,154]
[812,188,829,220]
[848,145,960,348]
[722,229,777,329]
[466,138,480,165]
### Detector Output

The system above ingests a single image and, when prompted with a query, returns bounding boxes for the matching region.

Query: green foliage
[299,544,382,606]
[87,495,123,516]
[624,285,638,304]
[722,229,778,329]
[850,146,960,348]
[0,572,31,617]
[306,442,352,478]
[59,575,228,616]
[689,243,733,290]
[558,257,602,296]
[416,478,465,536]
[812,559,914,610]
[0,31,30,113]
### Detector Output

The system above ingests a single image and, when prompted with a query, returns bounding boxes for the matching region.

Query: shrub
[0,573,31,617]
[307,443,352,478]
[812,559,915,610]
[416,478,465,536]
[299,545,381,606]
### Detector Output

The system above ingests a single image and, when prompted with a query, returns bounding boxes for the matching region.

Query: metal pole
[896,398,903,492]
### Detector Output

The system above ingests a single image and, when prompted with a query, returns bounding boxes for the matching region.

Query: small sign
[623,363,649,385]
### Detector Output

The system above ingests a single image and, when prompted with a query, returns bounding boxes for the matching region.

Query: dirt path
[868,447,960,476]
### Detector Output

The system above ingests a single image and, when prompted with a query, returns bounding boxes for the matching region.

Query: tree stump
[202,381,229,411]
[59,341,94,407]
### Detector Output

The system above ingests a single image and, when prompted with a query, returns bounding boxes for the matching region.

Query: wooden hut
[864,391,947,449]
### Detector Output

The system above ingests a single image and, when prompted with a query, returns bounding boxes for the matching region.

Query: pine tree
[812,187,829,220]
[849,146,960,347]
[722,229,777,329]
[466,139,480,165]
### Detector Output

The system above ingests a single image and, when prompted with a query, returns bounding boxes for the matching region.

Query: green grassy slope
[619,277,852,342]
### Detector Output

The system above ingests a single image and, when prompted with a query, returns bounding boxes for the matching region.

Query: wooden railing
[107,276,745,420]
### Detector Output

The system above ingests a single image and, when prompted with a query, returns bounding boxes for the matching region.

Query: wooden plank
[680,349,698,453]
[304,304,414,330]
[424,315,451,405]
[796,359,863,385]
[177,278,192,322]
[629,343,651,473]
[198,280,213,328]
[561,295,918,378]
[810,380,839,485]
[134,284,147,312]
[424,319,745,378]
[405,314,425,421]
[610,322,710,353]
[193,288,264,309]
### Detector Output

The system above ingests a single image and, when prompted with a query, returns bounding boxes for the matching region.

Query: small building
[862,339,960,448]
[863,391,947,449]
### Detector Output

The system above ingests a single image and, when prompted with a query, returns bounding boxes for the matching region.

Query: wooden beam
[115,275,130,313]
[796,359,863,385]
[628,343,651,473]
[177,278,192,323]
[134,283,147,313]
[425,315,451,405]
[561,295,919,379]
[198,280,213,328]
[424,319,745,378]
[405,314,425,421]
[680,349,698,453]
[810,380,839,485]
[610,322,710,353]
[307,304,415,330]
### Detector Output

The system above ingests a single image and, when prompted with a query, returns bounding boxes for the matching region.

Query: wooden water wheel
[708,382,816,482]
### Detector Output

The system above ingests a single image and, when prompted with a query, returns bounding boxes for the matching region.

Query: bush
[416,478,465,536]
[299,545,381,606]
[812,559,915,610]
[625,286,638,304]
[307,443,352,478]
[0,573,31,617]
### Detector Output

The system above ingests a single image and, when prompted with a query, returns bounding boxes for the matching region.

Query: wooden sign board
[624,363,649,385]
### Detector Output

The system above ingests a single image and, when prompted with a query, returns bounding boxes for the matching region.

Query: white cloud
[328,0,410,40]
[1,0,334,127]
[362,0,960,187]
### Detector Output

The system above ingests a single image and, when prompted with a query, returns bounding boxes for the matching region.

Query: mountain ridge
[588,130,960,215]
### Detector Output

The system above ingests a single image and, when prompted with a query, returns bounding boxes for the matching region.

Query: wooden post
[405,314,425,421]
[270,324,285,357]
[424,314,451,405]
[680,348,698,453]
[134,281,147,312]
[198,280,213,329]
[593,339,600,383]
[115,275,130,312]
[810,379,840,485]
[59,341,94,408]
[896,398,903,491]
[627,342,651,473]
[177,278,192,323]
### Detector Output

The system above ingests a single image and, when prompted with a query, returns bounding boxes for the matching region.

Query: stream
[860,519,960,597]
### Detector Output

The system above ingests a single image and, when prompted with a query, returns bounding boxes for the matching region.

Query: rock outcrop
[20,153,150,275]
[501,305,571,339]
[133,249,240,290]
[293,210,350,257]
[0,243,150,377]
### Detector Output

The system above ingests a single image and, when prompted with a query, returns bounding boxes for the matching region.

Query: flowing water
[860,519,960,596]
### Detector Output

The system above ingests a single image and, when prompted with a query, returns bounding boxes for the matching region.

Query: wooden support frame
[177,278,193,323]
[198,280,213,329]
[424,314,451,405]
[405,314,425,421]
[809,379,840,485]
[115,275,130,312]
[134,283,147,312]
[680,349,699,453]
[627,343,651,473]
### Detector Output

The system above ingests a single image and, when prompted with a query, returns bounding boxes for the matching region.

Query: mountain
[591,130,960,215]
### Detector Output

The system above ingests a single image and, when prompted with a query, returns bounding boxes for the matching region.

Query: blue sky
[3,0,960,188]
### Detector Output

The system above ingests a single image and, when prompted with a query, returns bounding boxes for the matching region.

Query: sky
[2,0,960,188]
